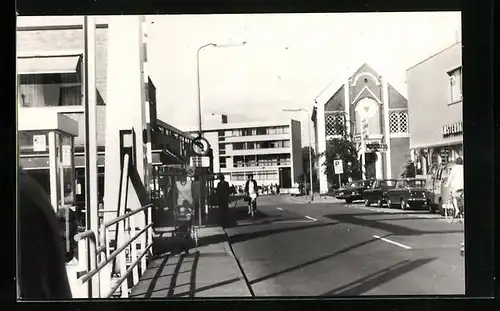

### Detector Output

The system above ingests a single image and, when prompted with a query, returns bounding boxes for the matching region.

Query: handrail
[73,203,154,296]
[105,242,153,298]
[104,203,153,229]
[75,223,153,284]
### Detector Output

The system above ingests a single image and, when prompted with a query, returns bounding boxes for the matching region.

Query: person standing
[445,157,464,219]
[244,174,258,214]
[216,174,231,227]
[18,167,72,299]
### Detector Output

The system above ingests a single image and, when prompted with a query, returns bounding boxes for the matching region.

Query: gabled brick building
[313,63,411,193]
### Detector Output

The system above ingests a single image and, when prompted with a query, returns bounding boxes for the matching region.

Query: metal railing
[73,154,154,298]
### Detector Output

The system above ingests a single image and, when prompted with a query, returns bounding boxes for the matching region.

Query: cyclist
[445,157,464,222]
[244,174,258,215]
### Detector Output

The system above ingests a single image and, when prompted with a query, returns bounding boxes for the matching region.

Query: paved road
[225,195,465,296]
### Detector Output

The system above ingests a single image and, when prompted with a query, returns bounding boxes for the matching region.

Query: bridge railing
[73,154,154,298]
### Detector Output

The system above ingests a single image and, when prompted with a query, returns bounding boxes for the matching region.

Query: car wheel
[377,199,383,208]
[400,199,407,210]
[427,200,435,213]
[387,199,393,208]
[364,199,370,207]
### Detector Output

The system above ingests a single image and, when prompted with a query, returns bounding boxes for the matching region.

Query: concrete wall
[388,84,407,109]
[406,42,462,149]
[390,137,410,178]
[290,120,303,185]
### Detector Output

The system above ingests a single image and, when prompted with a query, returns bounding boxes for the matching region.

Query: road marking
[305,216,317,221]
[272,220,315,224]
[277,207,283,211]
[373,235,412,250]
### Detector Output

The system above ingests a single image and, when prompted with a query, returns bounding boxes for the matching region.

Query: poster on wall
[62,145,72,166]
[33,134,46,152]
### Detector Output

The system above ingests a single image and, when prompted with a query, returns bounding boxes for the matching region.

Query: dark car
[386,178,427,210]
[336,179,375,204]
[362,179,398,208]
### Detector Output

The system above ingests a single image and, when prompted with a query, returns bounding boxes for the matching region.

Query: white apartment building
[184,114,304,188]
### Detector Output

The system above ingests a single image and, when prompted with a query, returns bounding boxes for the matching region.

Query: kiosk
[18,109,81,288]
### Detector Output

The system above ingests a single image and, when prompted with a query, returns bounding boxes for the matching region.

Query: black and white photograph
[16,12,468,299]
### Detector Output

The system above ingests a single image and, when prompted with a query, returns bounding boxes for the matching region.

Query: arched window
[354,97,381,135]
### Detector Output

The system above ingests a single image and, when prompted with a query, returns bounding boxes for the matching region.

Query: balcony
[230,147,291,156]
[222,133,290,143]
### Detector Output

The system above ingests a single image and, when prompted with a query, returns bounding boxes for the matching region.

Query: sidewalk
[284,194,345,204]
[130,226,251,298]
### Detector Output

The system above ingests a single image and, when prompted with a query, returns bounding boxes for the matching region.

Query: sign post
[333,159,343,188]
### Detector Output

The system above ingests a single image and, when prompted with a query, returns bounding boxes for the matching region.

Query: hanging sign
[333,159,344,175]
[33,134,47,152]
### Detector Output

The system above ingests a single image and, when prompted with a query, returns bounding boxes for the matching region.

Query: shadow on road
[324,213,463,236]
[228,222,338,244]
[320,258,436,296]
[249,235,388,285]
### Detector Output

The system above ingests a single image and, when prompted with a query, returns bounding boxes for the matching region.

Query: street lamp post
[283,108,314,202]
[196,41,246,227]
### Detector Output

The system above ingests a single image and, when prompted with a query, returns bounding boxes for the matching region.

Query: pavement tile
[130,225,251,298]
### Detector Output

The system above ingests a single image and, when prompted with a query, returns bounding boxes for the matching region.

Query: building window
[325,113,345,136]
[448,67,462,103]
[283,140,290,148]
[218,130,225,137]
[233,142,245,150]
[389,111,409,134]
[219,157,226,168]
[246,142,255,149]
[283,126,290,134]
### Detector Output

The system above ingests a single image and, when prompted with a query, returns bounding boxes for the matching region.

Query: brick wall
[390,137,410,178]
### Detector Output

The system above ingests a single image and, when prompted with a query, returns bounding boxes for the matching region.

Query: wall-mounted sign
[366,143,388,152]
[442,122,463,138]
[33,134,46,152]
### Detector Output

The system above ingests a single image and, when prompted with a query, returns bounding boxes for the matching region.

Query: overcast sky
[146,12,461,145]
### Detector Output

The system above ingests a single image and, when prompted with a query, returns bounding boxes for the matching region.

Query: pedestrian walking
[244,174,258,214]
[445,157,464,221]
[216,174,231,227]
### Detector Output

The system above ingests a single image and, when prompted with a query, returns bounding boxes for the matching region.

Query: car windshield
[407,179,426,188]
[381,180,397,188]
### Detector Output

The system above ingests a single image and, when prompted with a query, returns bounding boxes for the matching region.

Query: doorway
[280,167,292,188]
[365,152,378,180]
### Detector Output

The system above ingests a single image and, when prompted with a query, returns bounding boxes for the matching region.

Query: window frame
[447,66,463,104]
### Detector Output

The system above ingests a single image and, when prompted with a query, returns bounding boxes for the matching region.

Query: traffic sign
[190,156,210,168]
[191,136,210,156]
[333,159,344,174]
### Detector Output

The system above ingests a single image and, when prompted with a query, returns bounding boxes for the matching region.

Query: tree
[319,121,362,189]
[301,146,317,183]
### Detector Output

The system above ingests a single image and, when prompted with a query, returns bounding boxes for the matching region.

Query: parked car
[426,162,456,214]
[362,179,398,208]
[336,179,375,204]
[386,178,427,210]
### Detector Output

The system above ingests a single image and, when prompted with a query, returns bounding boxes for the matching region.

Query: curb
[222,228,255,297]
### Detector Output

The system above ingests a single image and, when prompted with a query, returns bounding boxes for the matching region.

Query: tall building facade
[314,63,411,193]
[184,115,303,188]
[406,42,463,175]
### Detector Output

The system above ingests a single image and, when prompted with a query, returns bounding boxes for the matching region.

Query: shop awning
[152,149,186,165]
[18,55,82,75]
[17,55,82,84]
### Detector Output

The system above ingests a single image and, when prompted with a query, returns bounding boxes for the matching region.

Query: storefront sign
[33,134,47,152]
[366,143,388,152]
[442,122,463,138]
